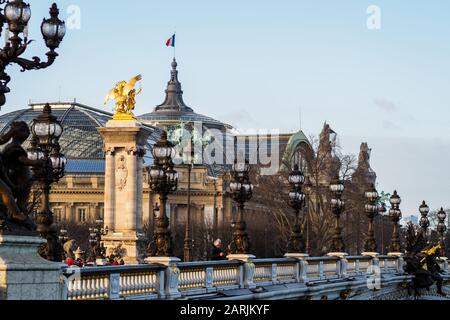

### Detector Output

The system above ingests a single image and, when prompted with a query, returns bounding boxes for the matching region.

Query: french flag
[166,34,176,47]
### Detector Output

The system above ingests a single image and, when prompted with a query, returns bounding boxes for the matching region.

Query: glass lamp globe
[149,167,164,180]
[5,1,31,25]
[243,183,252,193]
[331,198,344,209]
[419,201,430,216]
[167,167,179,184]
[289,165,305,186]
[389,191,401,206]
[27,147,44,161]
[438,208,447,221]
[365,190,379,202]
[229,182,241,192]
[50,151,66,170]
[41,3,65,49]
[330,182,344,195]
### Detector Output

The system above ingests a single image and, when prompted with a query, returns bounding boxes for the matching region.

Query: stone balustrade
[63,265,164,300]
[61,255,450,300]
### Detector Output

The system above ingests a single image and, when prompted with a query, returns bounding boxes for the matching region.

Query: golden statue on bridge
[104,74,142,121]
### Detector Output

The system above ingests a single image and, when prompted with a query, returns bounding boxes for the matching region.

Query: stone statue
[104,74,142,119]
[357,143,372,171]
[0,121,43,234]
[353,142,377,186]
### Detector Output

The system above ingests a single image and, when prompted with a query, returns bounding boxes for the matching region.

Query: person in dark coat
[211,239,226,261]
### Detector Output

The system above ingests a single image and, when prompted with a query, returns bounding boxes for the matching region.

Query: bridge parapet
[61,256,450,300]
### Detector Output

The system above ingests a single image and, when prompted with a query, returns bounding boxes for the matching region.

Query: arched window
[291,144,309,176]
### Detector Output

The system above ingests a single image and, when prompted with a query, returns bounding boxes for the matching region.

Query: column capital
[105,147,116,156]
[126,146,138,155]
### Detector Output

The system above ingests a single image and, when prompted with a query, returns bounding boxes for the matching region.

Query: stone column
[104,148,116,231]
[135,150,144,232]
[98,120,150,264]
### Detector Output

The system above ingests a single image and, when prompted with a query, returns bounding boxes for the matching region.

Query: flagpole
[174,31,176,60]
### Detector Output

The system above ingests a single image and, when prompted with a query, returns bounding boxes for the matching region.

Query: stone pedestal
[227,254,256,289]
[388,252,406,273]
[0,235,64,300]
[227,254,256,262]
[284,253,309,259]
[327,252,348,258]
[98,120,150,264]
[145,257,181,299]
[327,252,349,278]
[362,252,379,258]
[285,253,309,282]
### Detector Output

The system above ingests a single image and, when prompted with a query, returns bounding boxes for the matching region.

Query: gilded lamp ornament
[104,74,142,121]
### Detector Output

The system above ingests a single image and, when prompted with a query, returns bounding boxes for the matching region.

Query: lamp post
[437,208,447,258]
[28,103,66,261]
[419,201,430,240]
[378,204,388,255]
[147,131,178,257]
[89,219,108,263]
[329,175,346,254]
[363,184,379,254]
[287,165,306,254]
[228,159,253,255]
[388,191,402,254]
[0,2,65,108]
[183,135,194,262]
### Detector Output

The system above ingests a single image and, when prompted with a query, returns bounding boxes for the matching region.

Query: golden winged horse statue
[104,74,142,121]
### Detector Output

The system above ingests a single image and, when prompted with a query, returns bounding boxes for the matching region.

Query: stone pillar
[0,235,64,300]
[136,152,144,232]
[104,148,115,231]
[227,254,256,289]
[98,120,150,264]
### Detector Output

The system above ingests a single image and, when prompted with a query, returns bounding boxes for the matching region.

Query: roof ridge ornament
[154,59,193,113]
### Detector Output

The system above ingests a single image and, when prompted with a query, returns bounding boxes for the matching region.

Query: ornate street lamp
[437,208,447,257]
[89,219,108,262]
[0,2,65,107]
[389,191,402,253]
[147,131,178,257]
[228,159,253,255]
[363,184,379,253]
[419,201,430,239]
[28,103,66,261]
[287,165,306,253]
[377,203,388,255]
[329,175,345,253]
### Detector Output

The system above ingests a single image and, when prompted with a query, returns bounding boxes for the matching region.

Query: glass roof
[0,102,160,163]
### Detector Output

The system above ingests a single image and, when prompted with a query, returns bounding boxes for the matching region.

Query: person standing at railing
[211,239,227,261]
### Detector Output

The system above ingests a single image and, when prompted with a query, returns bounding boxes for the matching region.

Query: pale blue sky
[3,0,450,217]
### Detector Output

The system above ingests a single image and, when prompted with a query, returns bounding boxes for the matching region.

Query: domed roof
[0,102,160,168]
[138,59,232,130]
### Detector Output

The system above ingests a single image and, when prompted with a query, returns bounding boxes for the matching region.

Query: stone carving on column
[116,155,128,191]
